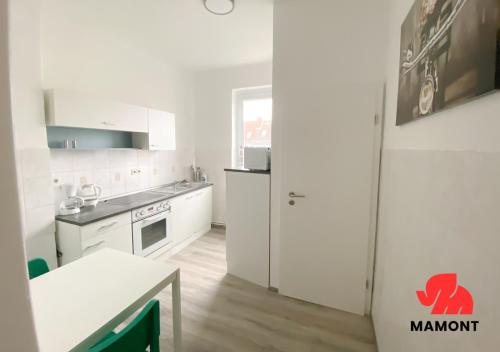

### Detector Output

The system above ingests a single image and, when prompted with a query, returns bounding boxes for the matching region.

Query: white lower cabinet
[225,171,270,288]
[170,187,212,246]
[56,212,133,266]
[56,186,213,266]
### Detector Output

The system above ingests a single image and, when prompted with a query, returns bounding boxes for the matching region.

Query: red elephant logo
[416,273,473,315]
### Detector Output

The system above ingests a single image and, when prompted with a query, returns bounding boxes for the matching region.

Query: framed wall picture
[396,0,500,125]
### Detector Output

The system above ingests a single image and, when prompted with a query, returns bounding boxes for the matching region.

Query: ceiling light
[203,0,235,15]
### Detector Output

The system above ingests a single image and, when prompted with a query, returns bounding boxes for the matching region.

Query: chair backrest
[27,258,49,279]
[90,299,160,352]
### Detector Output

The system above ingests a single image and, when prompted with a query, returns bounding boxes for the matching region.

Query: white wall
[0,0,39,349]
[40,1,196,206]
[372,0,500,350]
[194,62,273,224]
[9,0,57,268]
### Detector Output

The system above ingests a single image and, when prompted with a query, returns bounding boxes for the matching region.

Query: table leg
[172,270,182,351]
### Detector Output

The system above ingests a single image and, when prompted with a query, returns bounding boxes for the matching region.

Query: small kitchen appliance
[244,147,271,171]
[78,184,103,207]
[59,197,85,215]
[58,184,85,215]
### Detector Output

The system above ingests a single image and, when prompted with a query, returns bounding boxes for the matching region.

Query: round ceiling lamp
[203,0,235,15]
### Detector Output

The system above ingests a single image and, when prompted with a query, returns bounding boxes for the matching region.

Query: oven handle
[140,213,168,228]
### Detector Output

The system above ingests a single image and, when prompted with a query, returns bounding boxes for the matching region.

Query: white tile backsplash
[125,170,141,193]
[93,150,109,169]
[108,150,128,168]
[126,149,138,166]
[72,151,94,171]
[109,167,127,195]
[50,149,192,209]
[137,150,150,167]
[51,149,74,172]
[73,169,95,186]
[94,169,111,190]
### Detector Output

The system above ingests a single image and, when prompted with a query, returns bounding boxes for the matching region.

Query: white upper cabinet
[45,89,148,133]
[133,108,176,151]
[148,109,176,150]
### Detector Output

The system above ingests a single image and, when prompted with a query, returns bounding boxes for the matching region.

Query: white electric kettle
[78,184,103,207]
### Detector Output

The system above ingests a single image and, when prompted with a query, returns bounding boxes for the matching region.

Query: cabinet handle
[97,221,117,232]
[83,240,106,252]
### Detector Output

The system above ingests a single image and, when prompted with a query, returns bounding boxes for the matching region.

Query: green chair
[90,299,160,352]
[27,258,49,279]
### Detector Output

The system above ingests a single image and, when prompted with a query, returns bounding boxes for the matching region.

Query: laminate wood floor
[154,230,377,352]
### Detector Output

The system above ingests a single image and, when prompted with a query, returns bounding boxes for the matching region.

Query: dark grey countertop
[56,183,213,226]
[224,168,271,175]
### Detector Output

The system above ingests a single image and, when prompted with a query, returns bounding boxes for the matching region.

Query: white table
[30,248,182,352]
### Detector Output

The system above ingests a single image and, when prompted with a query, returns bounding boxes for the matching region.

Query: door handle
[289,192,305,198]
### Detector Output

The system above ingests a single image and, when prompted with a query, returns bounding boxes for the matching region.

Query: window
[232,86,272,167]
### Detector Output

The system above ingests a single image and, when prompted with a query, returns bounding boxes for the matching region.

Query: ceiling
[41,0,274,71]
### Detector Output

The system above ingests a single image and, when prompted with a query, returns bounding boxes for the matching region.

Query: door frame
[364,82,387,315]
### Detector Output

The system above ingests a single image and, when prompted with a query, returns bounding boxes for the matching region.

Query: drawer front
[81,212,131,242]
[82,224,133,256]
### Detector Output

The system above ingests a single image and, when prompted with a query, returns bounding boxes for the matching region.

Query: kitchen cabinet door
[192,187,213,234]
[170,195,190,244]
[169,187,212,245]
[148,109,176,150]
[82,224,133,257]
[45,89,148,133]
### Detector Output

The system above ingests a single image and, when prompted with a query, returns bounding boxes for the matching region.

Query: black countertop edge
[224,168,271,175]
[57,207,132,227]
[56,183,214,227]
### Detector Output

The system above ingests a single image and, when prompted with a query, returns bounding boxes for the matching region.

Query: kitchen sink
[152,182,196,195]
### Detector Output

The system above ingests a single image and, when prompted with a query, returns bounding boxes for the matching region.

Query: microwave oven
[244,147,271,171]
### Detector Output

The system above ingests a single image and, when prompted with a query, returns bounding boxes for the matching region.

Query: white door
[274,0,384,316]
[278,89,379,315]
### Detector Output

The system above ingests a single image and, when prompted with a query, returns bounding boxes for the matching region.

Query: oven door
[132,211,171,256]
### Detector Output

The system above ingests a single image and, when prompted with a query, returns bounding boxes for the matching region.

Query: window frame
[232,86,272,168]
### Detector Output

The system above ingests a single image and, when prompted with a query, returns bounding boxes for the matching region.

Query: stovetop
[106,191,167,208]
